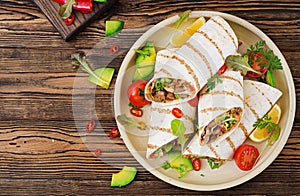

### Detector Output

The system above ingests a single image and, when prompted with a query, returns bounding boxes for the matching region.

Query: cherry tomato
[109,126,120,138]
[218,64,227,75]
[246,52,268,78]
[188,95,199,107]
[192,158,201,171]
[64,14,75,26]
[130,108,143,117]
[234,144,259,171]
[127,80,150,107]
[172,108,183,118]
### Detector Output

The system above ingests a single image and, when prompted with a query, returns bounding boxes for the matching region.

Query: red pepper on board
[53,0,93,14]
[53,0,67,4]
[64,14,75,26]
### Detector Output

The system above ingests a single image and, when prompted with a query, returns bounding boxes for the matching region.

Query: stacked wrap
[197,70,244,145]
[145,16,238,105]
[183,80,282,160]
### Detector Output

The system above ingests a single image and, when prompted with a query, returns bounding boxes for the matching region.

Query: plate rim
[114,10,296,191]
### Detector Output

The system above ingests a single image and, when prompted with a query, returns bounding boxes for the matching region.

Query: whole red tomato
[127,80,150,107]
[234,144,259,171]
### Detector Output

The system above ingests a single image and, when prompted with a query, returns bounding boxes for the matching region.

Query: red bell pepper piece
[53,0,93,14]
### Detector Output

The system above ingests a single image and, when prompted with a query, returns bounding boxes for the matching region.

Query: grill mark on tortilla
[200,90,243,103]
[198,107,228,113]
[147,144,159,149]
[222,75,243,88]
[238,122,249,138]
[244,101,260,120]
[185,147,193,154]
[151,107,194,122]
[149,126,172,134]
[249,82,273,107]
[226,137,236,152]
[208,144,220,159]
[211,17,238,49]
[158,53,200,91]
[154,68,172,77]
[185,42,213,76]
[196,30,225,61]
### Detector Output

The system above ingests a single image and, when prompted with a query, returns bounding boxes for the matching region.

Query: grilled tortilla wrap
[183,80,282,160]
[146,102,196,159]
[145,16,238,105]
[197,70,244,145]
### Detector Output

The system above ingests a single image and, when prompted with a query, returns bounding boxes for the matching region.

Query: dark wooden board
[34,0,117,41]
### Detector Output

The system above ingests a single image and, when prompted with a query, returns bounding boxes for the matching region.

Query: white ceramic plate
[114,11,295,191]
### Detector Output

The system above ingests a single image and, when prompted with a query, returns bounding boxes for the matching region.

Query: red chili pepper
[130,108,143,117]
[172,108,183,118]
[86,119,96,133]
[64,14,75,26]
[53,0,93,14]
[110,45,119,55]
[73,0,93,14]
[94,148,101,156]
[109,126,120,138]
[218,64,227,75]
[192,158,201,171]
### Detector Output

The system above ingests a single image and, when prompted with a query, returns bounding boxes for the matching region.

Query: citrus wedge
[171,16,206,47]
[249,104,281,143]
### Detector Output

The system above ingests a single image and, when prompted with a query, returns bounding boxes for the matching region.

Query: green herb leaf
[71,52,113,88]
[207,159,222,169]
[162,161,171,169]
[155,80,164,91]
[128,102,143,109]
[134,49,150,57]
[225,55,261,75]
[206,74,223,92]
[175,10,191,29]
[59,0,76,19]
[171,119,188,151]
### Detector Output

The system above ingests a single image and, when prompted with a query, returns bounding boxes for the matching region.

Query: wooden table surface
[1,0,299,195]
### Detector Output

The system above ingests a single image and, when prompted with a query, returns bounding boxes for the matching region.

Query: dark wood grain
[34,0,117,40]
[0,0,300,195]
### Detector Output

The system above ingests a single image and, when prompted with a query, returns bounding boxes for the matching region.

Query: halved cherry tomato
[130,108,143,117]
[109,126,120,138]
[234,144,259,171]
[172,108,183,118]
[192,158,201,171]
[246,52,268,78]
[188,95,199,107]
[127,80,150,107]
[218,64,227,75]
[64,14,75,26]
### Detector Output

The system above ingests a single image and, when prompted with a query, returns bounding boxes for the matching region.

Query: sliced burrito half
[183,80,282,160]
[198,70,244,145]
[145,15,238,105]
[146,102,196,159]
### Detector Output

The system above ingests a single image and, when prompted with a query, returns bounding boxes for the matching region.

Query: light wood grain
[0,0,299,194]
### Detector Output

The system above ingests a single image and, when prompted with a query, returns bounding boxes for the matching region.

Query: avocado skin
[111,166,137,187]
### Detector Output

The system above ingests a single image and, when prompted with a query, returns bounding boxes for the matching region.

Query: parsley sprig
[206,74,222,92]
[253,114,281,146]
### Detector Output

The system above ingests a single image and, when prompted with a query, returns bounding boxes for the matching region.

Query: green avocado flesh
[111,166,137,187]
[133,42,156,81]
[105,20,124,37]
[169,151,193,172]
[88,68,115,89]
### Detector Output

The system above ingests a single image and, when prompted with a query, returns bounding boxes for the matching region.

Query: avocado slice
[105,20,124,37]
[168,151,193,177]
[88,68,115,89]
[132,65,154,82]
[135,42,156,68]
[111,166,137,187]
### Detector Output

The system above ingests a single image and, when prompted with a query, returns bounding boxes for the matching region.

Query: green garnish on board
[253,114,281,146]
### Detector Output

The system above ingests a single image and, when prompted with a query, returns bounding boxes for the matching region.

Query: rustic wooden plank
[33,0,117,40]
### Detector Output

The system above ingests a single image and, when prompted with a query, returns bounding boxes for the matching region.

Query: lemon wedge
[249,104,281,143]
[171,16,206,47]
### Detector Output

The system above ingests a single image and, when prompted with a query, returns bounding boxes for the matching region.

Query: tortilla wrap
[145,16,238,105]
[197,70,244,145]
[183,80,282,160]
[146,102,196,159]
